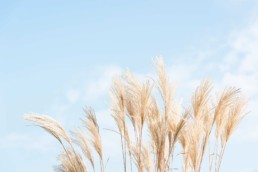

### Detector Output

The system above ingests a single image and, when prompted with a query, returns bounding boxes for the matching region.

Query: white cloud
[210,21,258,142]
[222,72,258,97]
[227,21,258,74]
[163,20,258,143]
[83,65,122,103]
[66,89,80,104]
[220,21,258,117]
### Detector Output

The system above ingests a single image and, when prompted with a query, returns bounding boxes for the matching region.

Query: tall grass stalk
[25,58,247,172]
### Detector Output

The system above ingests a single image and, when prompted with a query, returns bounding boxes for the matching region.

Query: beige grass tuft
[25,58,247,172]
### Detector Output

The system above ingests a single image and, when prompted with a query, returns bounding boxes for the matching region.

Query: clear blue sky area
[1,1,258,172]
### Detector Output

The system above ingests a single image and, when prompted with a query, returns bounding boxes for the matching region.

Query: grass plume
[25,58,247,172]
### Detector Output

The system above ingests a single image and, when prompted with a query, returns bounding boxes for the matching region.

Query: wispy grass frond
[25,58,247,172]
[72,130,95,171]
[82,108,103,160]
[24,114,72,144]
[55,148,87,172]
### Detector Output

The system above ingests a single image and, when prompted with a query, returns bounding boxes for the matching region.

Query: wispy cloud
[66,89,80,104]
[161,20,258,144]
[83,65,122,104]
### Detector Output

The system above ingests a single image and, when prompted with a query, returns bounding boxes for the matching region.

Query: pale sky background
[1,0,258,172]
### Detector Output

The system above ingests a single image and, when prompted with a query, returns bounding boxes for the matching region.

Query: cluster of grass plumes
[25,58,247,172]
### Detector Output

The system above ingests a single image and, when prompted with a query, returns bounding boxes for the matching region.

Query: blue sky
[1,0,258,171]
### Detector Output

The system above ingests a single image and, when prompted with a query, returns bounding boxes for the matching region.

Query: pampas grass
[24,58,247,172]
